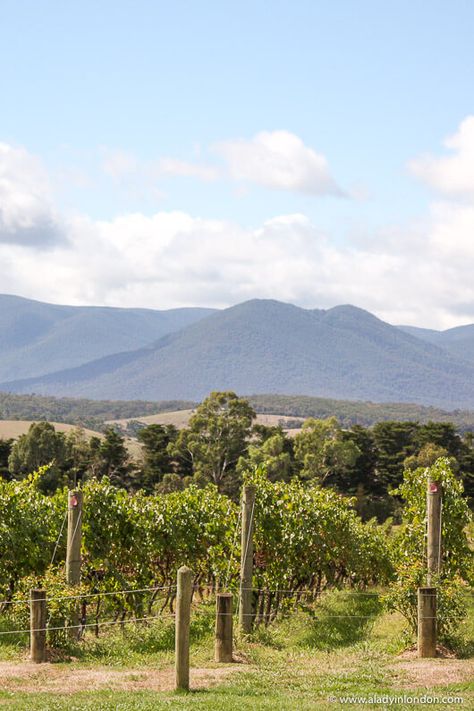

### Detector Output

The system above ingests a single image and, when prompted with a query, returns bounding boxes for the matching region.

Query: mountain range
[2,295,474,408]
[0,294,214,382]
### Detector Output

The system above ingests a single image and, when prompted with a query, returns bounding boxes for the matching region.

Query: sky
[1,0,474,328]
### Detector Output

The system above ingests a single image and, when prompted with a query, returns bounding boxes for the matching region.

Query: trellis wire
[0,612,177,637]
[2,584,472,608]
[1,610,464,637]
[0,583,177,607]
[50,510,68,565]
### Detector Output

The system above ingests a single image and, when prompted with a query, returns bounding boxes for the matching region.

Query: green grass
[0,591,473,710]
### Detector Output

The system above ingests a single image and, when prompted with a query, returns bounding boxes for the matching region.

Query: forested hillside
[5,299,474,408]
[0,391,195,430]
[400,322,474,364]
[4,389,474,431]
[0,294,214,381]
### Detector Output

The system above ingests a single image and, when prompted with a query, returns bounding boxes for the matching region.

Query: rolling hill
[4,298,474,409]
[0,293,215,381]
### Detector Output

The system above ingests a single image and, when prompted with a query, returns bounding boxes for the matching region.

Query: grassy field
[105,410,305,436]
[0,420,143,458]
[0,421,102,441]
[0,591,472,710]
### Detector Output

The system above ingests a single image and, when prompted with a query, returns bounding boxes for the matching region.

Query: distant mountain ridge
[3,297,474,409]
[0,294,215,381]
[399,323,474,364]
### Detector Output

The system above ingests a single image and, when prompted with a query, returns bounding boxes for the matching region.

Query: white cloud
[5,131,474,330]
[214,130,344,196]
[2,201,466,330]
[409,116,474,198]
[0,209,392,313]
[0,143,66,247]
[157,157,218,181]
[101,149,218,186]
[99,131,343,197]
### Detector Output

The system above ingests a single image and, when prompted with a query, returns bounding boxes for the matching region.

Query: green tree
[238,430,293,482]
[294,417,359,485]
[0,438,13,480]
[372,421,419,491]
[169,391,256,494]
[92,428,132,486]
[415,422,463,458]
[63,427,96,486]
[341,425,393,520]
[8,422,67,493]
[457,431,474,502]
[137,423,178,491]
[404,442,450,471]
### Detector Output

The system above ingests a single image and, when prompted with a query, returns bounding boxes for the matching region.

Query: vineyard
[1,467,392,624]
[0,460,473,708]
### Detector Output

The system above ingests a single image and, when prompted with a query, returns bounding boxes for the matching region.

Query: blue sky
[1,1,474,327]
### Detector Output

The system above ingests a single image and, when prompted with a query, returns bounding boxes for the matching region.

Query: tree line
[5,389,474,432]
[1,390,474,519]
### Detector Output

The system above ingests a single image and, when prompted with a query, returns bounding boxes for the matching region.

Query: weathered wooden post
[427,478,442,584]
[175,565,193,691]
[418,587,437,658]
[66,490,83,638]
[239,484,256,633]
[30,589,47,663]
[66,490,83,585]
[215,592,233,662]
[417,478,442,657]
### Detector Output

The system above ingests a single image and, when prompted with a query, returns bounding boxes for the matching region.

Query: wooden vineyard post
[30,589,47,663]
[66,490,83,585]
[175,565,193,691]
[239,484,256,633]
[66,490,83,638]
[215,593,233,662]
[418,587,437,658]
[427,478,442,584]
[417,478,442,658]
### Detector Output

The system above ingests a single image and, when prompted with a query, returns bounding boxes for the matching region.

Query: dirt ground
[0,661,242,694]
[390,655,474,690]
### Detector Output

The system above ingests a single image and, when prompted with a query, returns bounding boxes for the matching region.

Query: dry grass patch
[0,421,101,440]
[390,656,474,690]
[105,410,304,435]
[0,661,244,694]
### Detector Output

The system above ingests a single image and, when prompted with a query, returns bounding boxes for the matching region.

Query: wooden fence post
[239,484,256,633]
[175,565,193,691]
[66,490,83,638]
[418,587,437,657]
[215,593,233,662]
[427,478,442,585]
[30,589,47,663]
[66,490,83,586]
